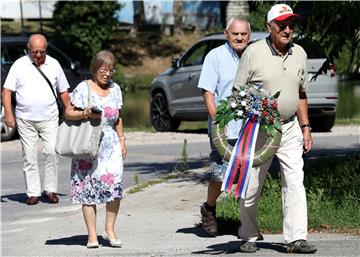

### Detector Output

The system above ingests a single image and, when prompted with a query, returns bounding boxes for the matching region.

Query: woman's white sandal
[102,231,122,247]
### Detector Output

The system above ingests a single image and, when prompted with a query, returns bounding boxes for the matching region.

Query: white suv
[150,32,338,132]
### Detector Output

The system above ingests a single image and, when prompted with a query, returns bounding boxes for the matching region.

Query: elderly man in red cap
[233,3,317,254]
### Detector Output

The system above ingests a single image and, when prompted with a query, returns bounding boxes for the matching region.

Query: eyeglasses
[98,68,116,75]
[277,23,296,31]
[31,50,46,55]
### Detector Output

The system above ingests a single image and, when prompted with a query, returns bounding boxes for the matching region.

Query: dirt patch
[111,31,204,77]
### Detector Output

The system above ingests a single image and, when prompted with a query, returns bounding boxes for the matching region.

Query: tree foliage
[295,1,360,73]
[247,1,360,74]
[52,1,121,61]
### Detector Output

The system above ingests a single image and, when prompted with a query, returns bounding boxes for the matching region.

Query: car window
[1,43,27,65]
[182,41,209,67]
[46,45,71,69]
[208,39,225,51]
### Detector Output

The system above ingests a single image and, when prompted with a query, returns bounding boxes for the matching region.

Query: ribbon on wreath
[221,116,260,199]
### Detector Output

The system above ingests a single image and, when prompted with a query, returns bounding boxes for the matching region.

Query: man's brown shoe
[26,196,39,205]
[200,204,217,237]
[43,192,59,204]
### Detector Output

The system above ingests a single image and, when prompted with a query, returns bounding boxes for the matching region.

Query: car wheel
[1,106,18,141]
[150,93,181,132]
[310,114,336,132]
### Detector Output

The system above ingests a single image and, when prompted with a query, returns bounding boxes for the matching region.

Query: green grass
[335,117,360,126]
[127,139,190,194]
[216,155,360,234]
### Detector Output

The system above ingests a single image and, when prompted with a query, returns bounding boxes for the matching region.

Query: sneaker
[240,241,257,253]
[287,240,317,254]
[200,204,217,237]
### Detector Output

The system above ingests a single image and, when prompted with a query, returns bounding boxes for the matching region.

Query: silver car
[149,32,338,132]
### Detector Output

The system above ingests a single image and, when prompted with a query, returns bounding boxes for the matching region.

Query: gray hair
[225,17,251,32]
[90,50,116,77]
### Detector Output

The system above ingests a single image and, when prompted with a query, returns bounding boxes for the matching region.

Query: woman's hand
[120,139,127,160]
[83,108,102,120]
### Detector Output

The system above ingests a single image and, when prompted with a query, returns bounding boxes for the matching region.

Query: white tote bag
[55,81,103,159]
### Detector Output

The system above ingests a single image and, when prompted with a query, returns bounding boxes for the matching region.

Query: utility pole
[19,0,25,36]
[38,0,43,34]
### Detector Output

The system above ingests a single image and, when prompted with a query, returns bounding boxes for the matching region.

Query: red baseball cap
[267,4,300,23]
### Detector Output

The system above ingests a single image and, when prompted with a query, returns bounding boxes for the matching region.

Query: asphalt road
[1,126,359,256]
[1,126,359,223]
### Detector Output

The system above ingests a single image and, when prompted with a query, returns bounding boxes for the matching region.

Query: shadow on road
[1,192,67,204]
[1,193,28,204]
[45,234,123,247]
[45,235,88,246]
[191,240,287,255]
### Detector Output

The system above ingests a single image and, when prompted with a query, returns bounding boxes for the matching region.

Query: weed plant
[216,154,360,233]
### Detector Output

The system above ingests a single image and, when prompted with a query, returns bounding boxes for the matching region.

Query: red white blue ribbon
[221,117,260,199]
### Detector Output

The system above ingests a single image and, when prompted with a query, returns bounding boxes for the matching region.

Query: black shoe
[240,241,257,253]
[287,240,317,254]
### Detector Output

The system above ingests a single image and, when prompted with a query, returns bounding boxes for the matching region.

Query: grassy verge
[335,117,360,126]
[127,139,190,194]
[216,155,360,234]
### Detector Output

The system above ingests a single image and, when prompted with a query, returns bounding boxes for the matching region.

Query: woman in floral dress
[65,50,126,248]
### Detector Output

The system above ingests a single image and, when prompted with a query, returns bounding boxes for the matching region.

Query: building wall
[116,0,221,29]
[1,0,55,20]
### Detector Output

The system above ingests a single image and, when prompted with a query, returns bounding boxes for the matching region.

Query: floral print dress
[70,80,123,204]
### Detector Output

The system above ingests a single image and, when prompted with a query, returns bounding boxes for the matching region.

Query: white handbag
[55,81,103,159]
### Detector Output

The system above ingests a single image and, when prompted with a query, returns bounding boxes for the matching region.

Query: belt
[281,114,296,124]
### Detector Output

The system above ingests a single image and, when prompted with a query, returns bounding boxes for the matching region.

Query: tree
[130,0,146,35]
[247,1,360,74]
[52,1,121,63]
[173,0,184,36]
[295,1,360,73]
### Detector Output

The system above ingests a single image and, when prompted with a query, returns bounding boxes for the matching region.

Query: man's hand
[202,90,216,119]
[4,112,16,128]
[2,88,16,128]
[302,128,313,154]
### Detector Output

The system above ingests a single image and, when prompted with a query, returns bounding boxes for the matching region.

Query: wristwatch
[300,123,312,130]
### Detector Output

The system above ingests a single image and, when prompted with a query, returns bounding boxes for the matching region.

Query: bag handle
[32,63,58,102]
[84,80,92,108]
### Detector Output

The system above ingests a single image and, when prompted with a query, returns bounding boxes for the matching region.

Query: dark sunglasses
[277,23,296,31]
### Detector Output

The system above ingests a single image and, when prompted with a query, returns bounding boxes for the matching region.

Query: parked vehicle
[149,32,338,132]
[1,36,91,141]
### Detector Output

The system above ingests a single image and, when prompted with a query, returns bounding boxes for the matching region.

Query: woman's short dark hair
[90,50,116,77]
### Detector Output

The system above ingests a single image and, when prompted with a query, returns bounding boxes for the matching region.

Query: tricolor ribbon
[221,116,260,199]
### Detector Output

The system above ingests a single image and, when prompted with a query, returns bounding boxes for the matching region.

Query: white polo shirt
[198,42,243,139]
[3,54,70,121]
